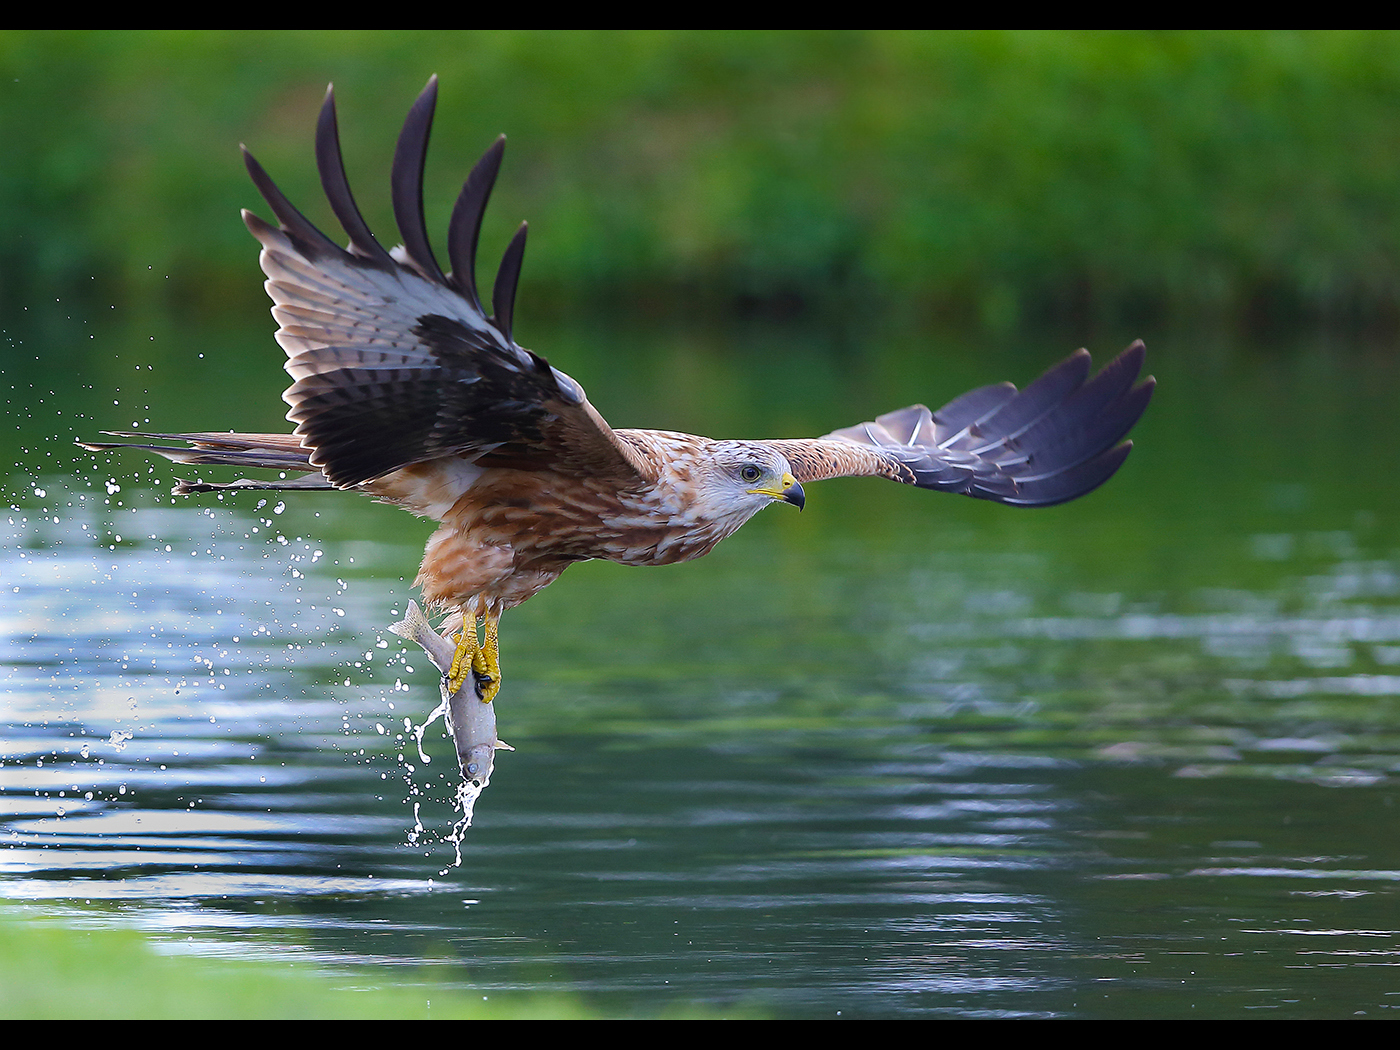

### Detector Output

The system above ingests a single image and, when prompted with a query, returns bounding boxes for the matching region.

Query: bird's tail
[76,431,334,495]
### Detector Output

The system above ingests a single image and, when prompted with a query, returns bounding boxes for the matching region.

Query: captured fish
[389,601,513,801]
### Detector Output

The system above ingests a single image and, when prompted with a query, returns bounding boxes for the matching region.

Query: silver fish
[389,601,513,813]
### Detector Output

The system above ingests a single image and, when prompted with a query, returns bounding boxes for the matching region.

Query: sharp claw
[470,649,500,703]
[445,623,477,697]
[442,605,501,702]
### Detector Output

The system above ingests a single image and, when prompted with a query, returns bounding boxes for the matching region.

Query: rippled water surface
[4,317,1400,1016]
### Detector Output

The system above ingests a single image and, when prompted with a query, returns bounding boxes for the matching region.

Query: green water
[2,307,1399,1017]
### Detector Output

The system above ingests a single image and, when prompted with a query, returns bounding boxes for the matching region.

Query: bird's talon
[445,625,477,697]
[470,632,501,703]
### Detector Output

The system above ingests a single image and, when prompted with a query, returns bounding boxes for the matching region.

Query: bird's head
[695,441,805,528]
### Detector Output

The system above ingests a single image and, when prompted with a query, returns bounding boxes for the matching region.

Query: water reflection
[3,379,1400,1014]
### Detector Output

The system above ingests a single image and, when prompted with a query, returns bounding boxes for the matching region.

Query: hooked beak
[780,477,805,510]
[750,472,805,511]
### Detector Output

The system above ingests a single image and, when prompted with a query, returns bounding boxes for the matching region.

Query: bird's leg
[445,605,479,696]
[470,606,502,703]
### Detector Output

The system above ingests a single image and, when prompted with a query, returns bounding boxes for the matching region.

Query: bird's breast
[433,468,728,568]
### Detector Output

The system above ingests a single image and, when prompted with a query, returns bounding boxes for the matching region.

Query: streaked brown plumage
[81,77,1155,701]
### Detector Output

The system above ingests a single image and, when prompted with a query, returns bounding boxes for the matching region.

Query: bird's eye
[740,464,762,483]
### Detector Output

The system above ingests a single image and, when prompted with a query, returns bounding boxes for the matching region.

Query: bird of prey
[82,76,1155,703]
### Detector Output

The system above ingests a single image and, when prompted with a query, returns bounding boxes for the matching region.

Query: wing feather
[315,84,395,268]
[389,75,448,285]
[236,79,649,489]
[491,222,528,343]
[446,136,504,312]
[765,343,1153,508]
[922,382,1017,436]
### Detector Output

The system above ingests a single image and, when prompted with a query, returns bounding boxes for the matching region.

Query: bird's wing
[243,75,652,489]
[764,342,1154,508]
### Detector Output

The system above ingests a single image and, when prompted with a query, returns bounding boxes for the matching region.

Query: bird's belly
[414,526,563,610]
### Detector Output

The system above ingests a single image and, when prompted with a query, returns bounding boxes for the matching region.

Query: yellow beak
[748,472,805,510]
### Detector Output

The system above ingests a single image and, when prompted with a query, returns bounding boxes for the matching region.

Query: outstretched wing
[242,75,650,489]
[765,342,1154,508]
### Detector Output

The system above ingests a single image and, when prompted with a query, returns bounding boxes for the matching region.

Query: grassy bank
[0,904,597,1018]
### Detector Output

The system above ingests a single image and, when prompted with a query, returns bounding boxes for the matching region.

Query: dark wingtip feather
[447,135,506,312]
[994,342,1152,503]
[999,441,1134,507]
[491,221,528,344]
[242,146,343,261]
[965,349,1093,450]
[316,83,394,267]
[390,74,446,284]
[1108,339,1146,385]
[1013,367,1155,481]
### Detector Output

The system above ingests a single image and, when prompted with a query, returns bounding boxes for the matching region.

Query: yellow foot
[470,611,502,703]
[445,620,477,696]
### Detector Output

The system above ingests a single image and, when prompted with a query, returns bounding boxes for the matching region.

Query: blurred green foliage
[3,30,1400,330]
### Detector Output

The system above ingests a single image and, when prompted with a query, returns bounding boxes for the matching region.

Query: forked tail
[76,431,332,494]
